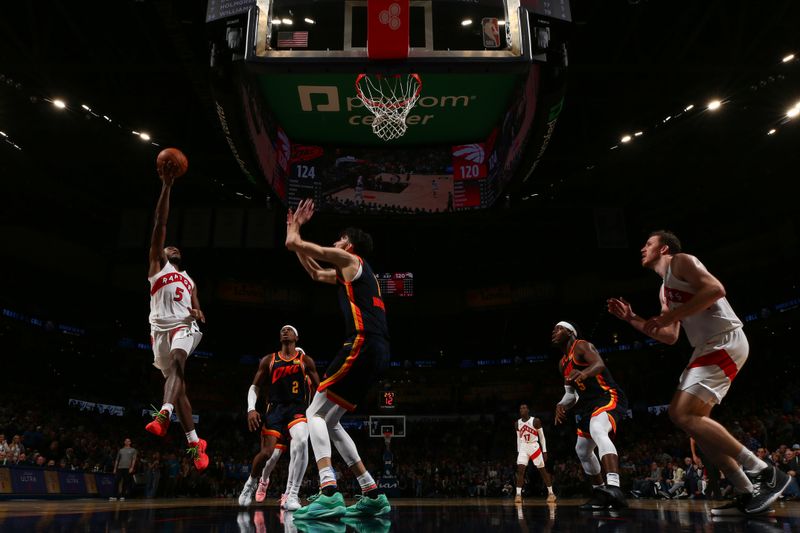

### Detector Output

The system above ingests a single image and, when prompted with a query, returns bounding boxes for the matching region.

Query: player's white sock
[721,465,754,494]
[161,403,174,416]
[319,466,337,490]
[606,473,620,487]
[547,486,554,495]
[357,472,377,493]
[592,483,604,489]
[737,446,768,474]
[516,487,522,496]
[185,429,199,444]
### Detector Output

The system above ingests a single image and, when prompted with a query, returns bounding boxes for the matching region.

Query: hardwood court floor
[0,497,798,531]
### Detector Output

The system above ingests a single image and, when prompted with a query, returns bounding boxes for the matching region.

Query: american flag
[277,31,308,48]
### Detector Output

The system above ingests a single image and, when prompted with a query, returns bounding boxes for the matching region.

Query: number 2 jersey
[267,350,309,405]
[148,261,197,332]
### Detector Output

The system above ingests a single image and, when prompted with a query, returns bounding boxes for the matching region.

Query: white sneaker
[284,494,302,511]
[108,497,117,501]
[238,477,258,507]
[119,497,125,501]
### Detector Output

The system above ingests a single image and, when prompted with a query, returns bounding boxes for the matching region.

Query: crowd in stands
[2,380,800,502]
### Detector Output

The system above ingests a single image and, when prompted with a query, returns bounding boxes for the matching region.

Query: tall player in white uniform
[514,403,556,503]
[608,230,789,515]
[144,159,209,471]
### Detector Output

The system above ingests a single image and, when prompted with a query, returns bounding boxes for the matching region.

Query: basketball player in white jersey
[514,403,556,504]
[144,160,209,471]
[608,230,789,515]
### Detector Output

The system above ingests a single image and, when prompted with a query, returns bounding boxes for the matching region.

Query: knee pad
[589,414,618,459]
[289,421,309,443]
[575,436,601,476]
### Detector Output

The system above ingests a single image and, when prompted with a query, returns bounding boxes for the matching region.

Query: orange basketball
[156,148,189,178]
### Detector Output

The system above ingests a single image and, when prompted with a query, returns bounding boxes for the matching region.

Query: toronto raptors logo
[379,3,402,30]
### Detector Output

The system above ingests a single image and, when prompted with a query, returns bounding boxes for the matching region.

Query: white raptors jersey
[517,418,539,448]
[148,261,196,332]
[663,262,742,348]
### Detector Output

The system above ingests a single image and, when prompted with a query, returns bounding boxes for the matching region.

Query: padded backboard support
[368,0,410,59]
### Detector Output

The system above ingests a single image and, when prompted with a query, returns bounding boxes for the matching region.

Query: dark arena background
[1,0,800,531]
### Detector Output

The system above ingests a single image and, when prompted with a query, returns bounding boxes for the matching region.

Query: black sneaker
[744,466,792,515]
[597,485,629,509]
[578,487,609,511]
[710,494,749,516]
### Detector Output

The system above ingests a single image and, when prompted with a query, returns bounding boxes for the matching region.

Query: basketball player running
[607,231,790,515]
[144,160,208,471]
[553,322,628,510]
[514,403,556,504]
[285,198,391,520]
[239,326,319,511]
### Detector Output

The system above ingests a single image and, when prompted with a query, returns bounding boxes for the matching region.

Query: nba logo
[482,18,500,49]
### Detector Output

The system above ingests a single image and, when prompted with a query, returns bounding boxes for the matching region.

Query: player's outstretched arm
[148,161,177,277]
[285,199,355,271]
[608,295,679,345]
[296,252,337,285]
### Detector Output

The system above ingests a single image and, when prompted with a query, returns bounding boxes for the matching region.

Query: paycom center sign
[256,73,521,146]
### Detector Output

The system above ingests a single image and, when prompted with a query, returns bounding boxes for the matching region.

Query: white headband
[556,321,577,336]
[281,325,299,337]
[296,347,305,354]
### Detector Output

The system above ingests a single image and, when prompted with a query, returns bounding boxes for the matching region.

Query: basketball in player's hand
[156,148,189,179]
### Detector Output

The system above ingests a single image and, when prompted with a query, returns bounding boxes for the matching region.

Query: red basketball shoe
[187,439,209,471]
[145,408,170,437]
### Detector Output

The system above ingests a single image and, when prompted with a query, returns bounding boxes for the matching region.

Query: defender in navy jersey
[553,321,628,510]
[239,325,319,510]
[144,158,208,472]
[285,198,391,520]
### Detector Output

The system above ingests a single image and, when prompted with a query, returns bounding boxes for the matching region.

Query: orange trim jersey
[560,340,626,416]
[267,350,308,405]
[336,256,389,339]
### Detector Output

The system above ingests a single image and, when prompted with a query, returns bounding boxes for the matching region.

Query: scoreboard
[377,272,413,297]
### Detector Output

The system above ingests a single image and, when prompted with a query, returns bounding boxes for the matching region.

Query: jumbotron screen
[377,272,414,297]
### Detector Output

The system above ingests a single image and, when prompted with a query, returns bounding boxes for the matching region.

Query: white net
[355,74,422,141]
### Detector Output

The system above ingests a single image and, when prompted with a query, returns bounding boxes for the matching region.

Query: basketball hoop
[355,73,422,141]
[383,430,393,447]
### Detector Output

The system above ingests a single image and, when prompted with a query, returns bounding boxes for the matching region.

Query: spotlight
[707,100,721,111]
[634,131,643,137]
[140,133,151,141]
[684,104,694,111]
[132,130,140,136]
[282,18,292,25]
[767,128,777,135]
[53,99,66,109]
[81,104,91,111]
[461,19,473,26]
[620,135,632,143]
[0,131,6,137]
[783,53,795,63]
[788,107,799,119]
[272,19,281,25]
[304,18,315,24]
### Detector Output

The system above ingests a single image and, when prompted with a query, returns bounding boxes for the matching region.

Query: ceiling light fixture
[461,19,473,26]
[707,100,721,111]
[620,135,632,143]
[782,54,795,63]
[53,99,66,109]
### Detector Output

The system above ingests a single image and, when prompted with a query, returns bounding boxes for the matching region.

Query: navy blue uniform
[262,350,309,441]
[318,255,390,411]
